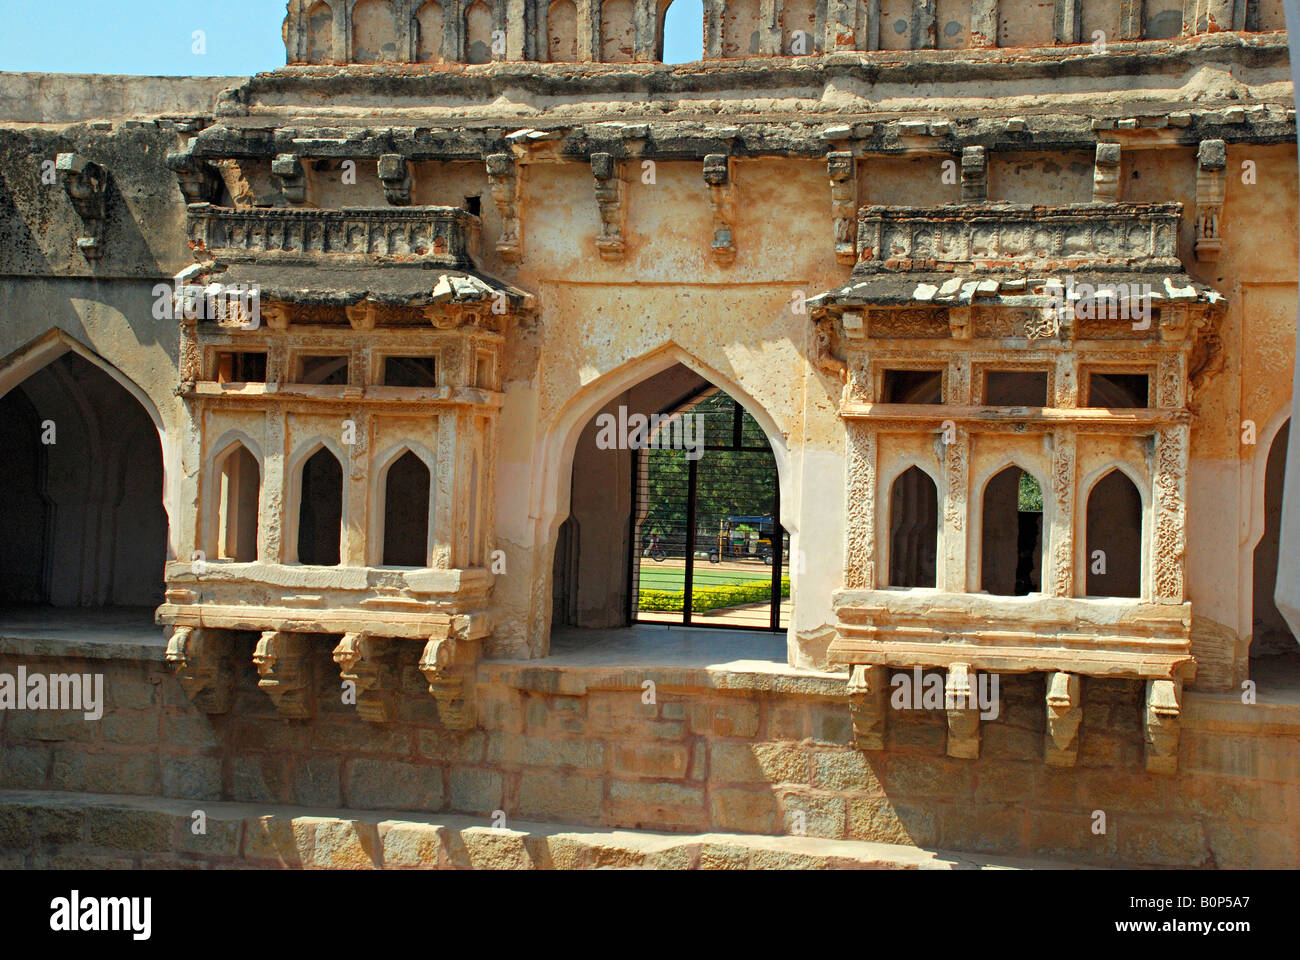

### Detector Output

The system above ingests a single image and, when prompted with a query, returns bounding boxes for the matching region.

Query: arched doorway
[0,350,166,611]
[554,361,789,632]
[1252,420,1295,669]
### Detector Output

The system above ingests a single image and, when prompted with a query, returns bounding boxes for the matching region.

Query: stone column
[1151,424,1189,603]
[844,422,877,589]
[1047,427,1076,597]
[262,407,287,562]
[941,425,969,593]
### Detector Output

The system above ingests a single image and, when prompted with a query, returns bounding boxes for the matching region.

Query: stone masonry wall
[1,642,1295,868]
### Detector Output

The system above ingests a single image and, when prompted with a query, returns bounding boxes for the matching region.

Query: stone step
[0,789,1092,870]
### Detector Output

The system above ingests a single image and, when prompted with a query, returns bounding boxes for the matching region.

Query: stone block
[162,755,223,799]
[51,750,158,794]
[380,822,447,868]
[516,770,602,822]
[290,757,342,806]
[885,755,972,799]
[778,790,845,839]
[710,741,808,785]
[310,819,381,869]
[1116,816,1209,867]
[810,749,884,792]
[85,807,172,852]
[345,758,444,811]
[462,827,534,869]
[449,766,503,813]
[709,788,779,834]
[846,797,936,847]
[416,728,487,764]
[610,741,690,779]
[688,699,760,738]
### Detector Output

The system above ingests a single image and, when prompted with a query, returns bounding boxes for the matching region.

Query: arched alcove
[601,0,636,61]
[661,0,704,63]
[722,0,763,56]
[1252,420,1294,660]
[980,466,1043,595]
[547,0,578,61]
[1085,468,1143,598]
[888,466,938,588]
[352,0,399,62]
[415,0,446,62]
[305,0,334,63]
[297,447,344,566]
[213,443,260,563]
[465,0,494,63]
[0,351,166,608]
[383,450,431,566]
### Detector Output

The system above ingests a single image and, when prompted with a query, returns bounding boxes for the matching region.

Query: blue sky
[0,0,707,75]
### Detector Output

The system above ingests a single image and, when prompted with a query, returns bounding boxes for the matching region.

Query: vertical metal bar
[770,457,783,631]
[627,445,639,625]
[684,455,698,626]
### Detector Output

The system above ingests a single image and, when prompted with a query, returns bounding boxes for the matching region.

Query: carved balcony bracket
[419,632,475,730]
[827,151,857,265]
[960,146,987,202]
[485,153,522,262]
[1195,139,1226,261]
[945,662,981,759]
[847,664,887,750]
[590,152,626,261]
[271,153,307,205]
[1144,678,1183,774]
[56,153,108,260]
[332,631,399,723]
[1093,142,1121,202]
[377,154,412,206]
[1044,671,1083,766]
[253,630,316,720]
[166,147,222,205]
[345,302,378,331]
[703,154,737,265]
[164,626,237,714]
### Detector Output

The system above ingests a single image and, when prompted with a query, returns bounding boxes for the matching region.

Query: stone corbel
[1194,139,1226,261]
[827,151,857,265]
[945,662,981,759]
[261,302,292,331]
[1144,678,1182,774]
[56,153,107,260]
[271,153,307,205]
[702,154,736,265]
[813,314,848,383]
[948,305,972,340]
[1093,142,1121,202]
[847,664,887,750]
[960,145,987,202]
[1044,671,1083,766]
[419,633,475,730]
[377,154,412,206]
[252,630,315,719]
[590,152,625,261]
[332,632,399,723]
[165,147,222,205]
[164,627,237,714]
[485,153,522,262]
[345,302,378,331]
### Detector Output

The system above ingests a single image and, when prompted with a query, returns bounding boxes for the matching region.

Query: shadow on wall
[0,352,166,607]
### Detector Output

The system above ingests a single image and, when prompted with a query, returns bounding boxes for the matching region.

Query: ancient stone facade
[0,3,1296,869]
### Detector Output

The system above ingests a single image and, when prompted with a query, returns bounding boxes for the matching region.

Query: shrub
[638,577,790,613]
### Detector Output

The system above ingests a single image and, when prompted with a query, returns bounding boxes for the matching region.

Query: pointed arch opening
[1252,420,1295,666]
[1085,468,1143,598]
[213,442,261,563]
[465,0,494,63]
[297,446,344,566]
[0,350,165,609]
[660,0,704,63]
[888,465,938,588]
[980,465,1043,595]
[383,450,432,566]
[305,0,334,63]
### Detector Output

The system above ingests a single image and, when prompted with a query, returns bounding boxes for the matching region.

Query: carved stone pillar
[827,151,857,265]
[847,664,887,749]
[343,410,370,567]
[1118,0,1143,39]
[941,425,969,593]
[1152,425,1189,603]
[1054,0,1083,43]
[1048,427,1077,597]
[844,423,877,589]
[1144,678,1182,773]
[253,630,316,719]
[485,153,522,262]
[1093,143,1121,202]
[1195,139,1226,261]
[261,407,287,562]
[164,627,237,714]
[960,146,987,202]
[1044,671,1082,765]
[590,153,626,261]
[945,662,981,759]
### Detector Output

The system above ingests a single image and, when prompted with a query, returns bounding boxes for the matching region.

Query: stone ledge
[0,789,1089,870]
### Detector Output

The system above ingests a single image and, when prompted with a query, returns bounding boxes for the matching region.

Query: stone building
[0,1,1296,869]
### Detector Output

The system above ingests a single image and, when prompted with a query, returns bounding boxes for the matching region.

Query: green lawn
[637,565,771,591]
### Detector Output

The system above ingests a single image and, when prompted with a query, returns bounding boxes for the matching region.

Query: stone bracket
[1093,142,1121,202]
[1195,139,1226,261]
[702,154,736,265]
[944,662,981,759]
[377,154,412,206]
[271,153,307,205]
[56,153,108,260]
[847,664,887,750]
[960,145,987,202]
[332,631,399,723]
[164,626,237,714]
[419,633,476,730]
[827,151,857,265]
[590,152,626,261]
[485,153,522,262]
[253,630,316,719]
[1044,671,1083,766]
[165,146,222,205]
[1144,678,1182,774]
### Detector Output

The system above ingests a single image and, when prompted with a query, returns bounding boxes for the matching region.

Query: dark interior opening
[217,351,268,383]
[981,467,1043,595]
[383,451,431,566]
[383,355,439,388]
[985,370,1048,406]
[882,369,944,404]
[298,355,349,386]
[298,447,343,565]
[1085,469,1143,598]
[889,465,938,588]
[1087,372,1150,408]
